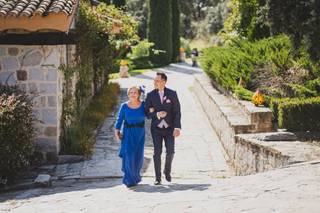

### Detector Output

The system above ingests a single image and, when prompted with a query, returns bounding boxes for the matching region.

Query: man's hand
[157,111,167,119]
[149,107,155,113]
[173,129,180,138]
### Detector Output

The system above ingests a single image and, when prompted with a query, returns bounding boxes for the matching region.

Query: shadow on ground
[130,183,211,193]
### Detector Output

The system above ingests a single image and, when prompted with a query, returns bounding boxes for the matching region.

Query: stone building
[0,0,79,161]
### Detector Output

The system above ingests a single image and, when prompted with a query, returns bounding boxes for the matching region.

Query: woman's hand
[149,107,155,113]
[115,130,122,141]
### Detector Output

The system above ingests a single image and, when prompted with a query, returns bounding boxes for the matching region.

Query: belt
[124,121,145,128]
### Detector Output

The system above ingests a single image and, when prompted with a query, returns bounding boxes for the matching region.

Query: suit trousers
[151,128,175,181]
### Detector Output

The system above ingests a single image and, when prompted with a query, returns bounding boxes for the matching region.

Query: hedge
[278,97,320,131]
[0,85,36,184]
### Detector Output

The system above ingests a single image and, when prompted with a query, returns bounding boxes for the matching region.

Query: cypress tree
[113,0,126,8]
[148,0,172,65]
[172,0,180,62]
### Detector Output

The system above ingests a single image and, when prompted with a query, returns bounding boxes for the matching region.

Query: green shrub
[281,83,317,98]
[0,84,36,184]
[61,82,120,156]
[268,98,294,121]
[130,40,154,59]
[200,35,294,91]
[278,97,320,131]
[131,57,155,69]
[233,86,254,101]
[305,77,320,95]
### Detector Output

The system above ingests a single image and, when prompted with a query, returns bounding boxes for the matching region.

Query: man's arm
[172,91,181,129]
[145,92,157,119]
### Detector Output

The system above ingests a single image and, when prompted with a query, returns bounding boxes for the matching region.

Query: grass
[61,82,120,157]
[108,69,150,79]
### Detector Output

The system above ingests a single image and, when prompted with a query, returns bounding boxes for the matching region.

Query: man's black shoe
[154,180,161,185]
[165,174,171,182]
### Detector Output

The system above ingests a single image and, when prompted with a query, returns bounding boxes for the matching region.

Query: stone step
[194,73,254,132]
[194,72,274,133]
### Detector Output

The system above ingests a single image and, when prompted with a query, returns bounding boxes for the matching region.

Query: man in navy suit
[145,72,181,185]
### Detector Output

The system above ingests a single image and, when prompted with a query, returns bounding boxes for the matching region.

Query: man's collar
[158,87,166,92]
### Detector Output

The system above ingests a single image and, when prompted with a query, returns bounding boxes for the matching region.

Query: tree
[267,0,320,62]
[172,0,180,62]
[148,0,172,65]
[127,0,148,38]
[113,0,126,7]
[180,0,221,38]
[205,1,228,34]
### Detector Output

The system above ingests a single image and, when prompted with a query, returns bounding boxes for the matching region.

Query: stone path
[52,63,230,181]
[1,63,320,212]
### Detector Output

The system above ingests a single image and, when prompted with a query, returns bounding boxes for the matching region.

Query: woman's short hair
[127,86,141,98]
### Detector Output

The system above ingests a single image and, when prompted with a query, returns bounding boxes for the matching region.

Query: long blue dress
[115,102,145,187]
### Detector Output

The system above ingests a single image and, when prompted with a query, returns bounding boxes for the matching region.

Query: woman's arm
[115,103,125,140]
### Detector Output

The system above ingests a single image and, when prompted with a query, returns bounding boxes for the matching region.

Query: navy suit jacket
[145,87,181,130]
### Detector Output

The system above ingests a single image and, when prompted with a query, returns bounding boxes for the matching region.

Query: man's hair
[156,72,167,82]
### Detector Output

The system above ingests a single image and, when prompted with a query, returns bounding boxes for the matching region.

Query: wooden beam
[0,32,77,45]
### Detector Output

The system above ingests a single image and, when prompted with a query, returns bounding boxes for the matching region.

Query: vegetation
[109,69,150,79]
[61,83,120,156]
[60,1,138,155]
[201,34,320,130]
[0,84,36,184]
[172,0,180,62]
[278,97,320,131]
[148,0,173,65]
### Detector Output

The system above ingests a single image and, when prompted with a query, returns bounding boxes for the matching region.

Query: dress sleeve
[115,103,125,130]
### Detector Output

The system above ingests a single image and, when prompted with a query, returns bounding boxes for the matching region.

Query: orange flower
[120,60,128,66]
[252,89,265,106]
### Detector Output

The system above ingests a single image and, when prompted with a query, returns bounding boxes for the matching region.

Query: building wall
[0,45,70,160]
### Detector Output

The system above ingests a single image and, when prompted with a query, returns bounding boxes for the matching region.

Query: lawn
[108,69,150,79]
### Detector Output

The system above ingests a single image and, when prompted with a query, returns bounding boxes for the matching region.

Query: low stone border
[235,133,320,175]
[193,72,320,175]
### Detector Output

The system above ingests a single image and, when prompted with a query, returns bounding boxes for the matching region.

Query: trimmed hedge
[0,85,36,184]
[278,97,320,131]
[233,86,254,101]
[200,35,294,91]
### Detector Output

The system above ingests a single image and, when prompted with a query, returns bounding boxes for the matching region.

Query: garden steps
[192,70,320,176]
[193,71,284,175]
[193,72,258,134]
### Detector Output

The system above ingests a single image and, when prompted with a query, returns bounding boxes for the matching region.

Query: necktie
[159,91,164,103]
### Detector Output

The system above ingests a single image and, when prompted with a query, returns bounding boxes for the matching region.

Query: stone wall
[193,73,283,175]
[234,135,290,175]
[0,45,76,160]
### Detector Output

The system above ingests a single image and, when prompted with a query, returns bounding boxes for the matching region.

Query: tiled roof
[0,0,77,17]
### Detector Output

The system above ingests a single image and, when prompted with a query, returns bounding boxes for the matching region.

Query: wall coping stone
[236,133,320,165]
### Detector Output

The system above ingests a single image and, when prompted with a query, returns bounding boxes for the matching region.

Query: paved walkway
[1,64,320,212]
[50,64,230,181]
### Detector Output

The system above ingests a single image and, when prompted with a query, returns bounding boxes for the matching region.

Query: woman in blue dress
[115,86,151,187]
